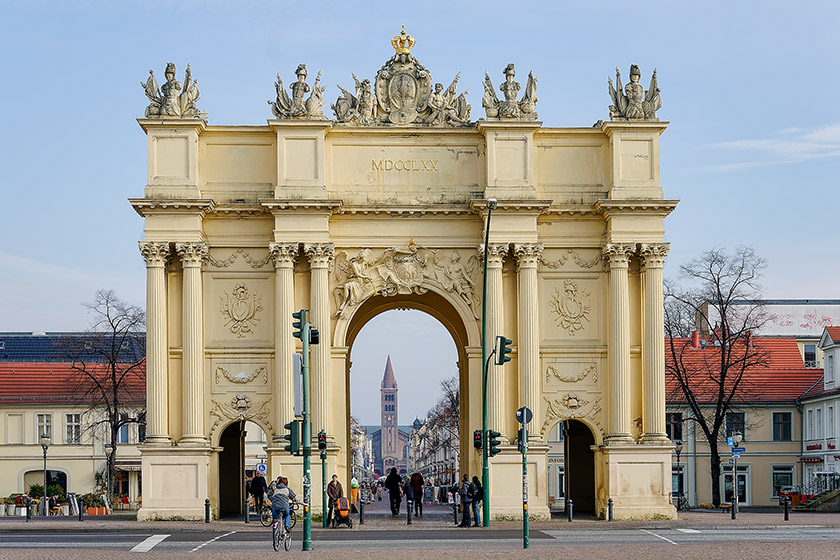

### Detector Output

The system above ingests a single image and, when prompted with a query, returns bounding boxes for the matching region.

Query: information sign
[731,447,745,453]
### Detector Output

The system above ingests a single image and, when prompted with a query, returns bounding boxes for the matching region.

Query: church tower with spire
[380,355,399,471]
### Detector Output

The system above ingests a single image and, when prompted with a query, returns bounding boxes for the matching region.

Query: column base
[484,445,551,520]
[141,435,173,446]
[179,436,210,446]
[604,434,635,445]
[593,444,676,520]
[139,446,212,521]
[638,433,671,445]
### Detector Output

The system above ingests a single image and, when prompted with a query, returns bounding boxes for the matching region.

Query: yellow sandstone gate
[132,30,677,520]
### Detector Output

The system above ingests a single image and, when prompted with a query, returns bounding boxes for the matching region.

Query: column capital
[479,243,509,268]
[603,243,634,268]
[304,243,335,269]
[139,241,170,267]
[513,243,544,270]
[269,242,299,268]
[639,243,670,269]
[175,242,209,267]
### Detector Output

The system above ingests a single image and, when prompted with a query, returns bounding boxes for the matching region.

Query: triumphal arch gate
[132,30,677,520]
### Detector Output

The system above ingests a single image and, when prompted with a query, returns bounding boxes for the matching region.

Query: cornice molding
[595,199,679,217]
[129,198,216,217]
[137,118,207,134]
[468,199,552,214]
[259,199,343,214]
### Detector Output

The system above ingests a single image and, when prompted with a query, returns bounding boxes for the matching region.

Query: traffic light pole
[480,198,496,528]
[298,311,313,551]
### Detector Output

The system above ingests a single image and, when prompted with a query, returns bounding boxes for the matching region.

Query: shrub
[27,484,44,499]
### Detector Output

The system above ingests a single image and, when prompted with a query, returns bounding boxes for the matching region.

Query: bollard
[205,498,211,523]
[608,498,613,521]
[359,500,364,525]
[79,499,83,522]
[567,499,573,522]
[453,502,458,525]
[784,497,790,521]
[406,499,412,525]
[244,495,250,524]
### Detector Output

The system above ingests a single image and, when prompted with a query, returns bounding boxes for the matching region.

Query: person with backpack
[470,475,483,527]
[458,474,472,527]
[410,472,424,517]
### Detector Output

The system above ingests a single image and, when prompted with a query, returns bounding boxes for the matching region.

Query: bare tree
[424,376,460,480]
[664,247,770,507]
[61,290,146,505]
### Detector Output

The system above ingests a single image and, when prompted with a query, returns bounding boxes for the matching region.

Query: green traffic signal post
[292,309,317,551]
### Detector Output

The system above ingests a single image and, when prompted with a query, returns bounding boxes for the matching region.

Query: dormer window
[804,344,817,368]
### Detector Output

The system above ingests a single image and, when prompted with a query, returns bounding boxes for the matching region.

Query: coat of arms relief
[220,283,263,338]
[334,243,479,318]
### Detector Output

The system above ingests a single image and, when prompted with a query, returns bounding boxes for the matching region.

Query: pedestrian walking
[326,474,343,525]
[385,467,402,516]
[458,474,473,527]
[251,471,267,512]
[350,476,359,513]
[410,472,424,517]
[470,475,483,526]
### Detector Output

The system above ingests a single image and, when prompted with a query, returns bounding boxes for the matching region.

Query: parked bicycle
[261,498,299,529]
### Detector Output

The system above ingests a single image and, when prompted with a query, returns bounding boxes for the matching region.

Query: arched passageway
[565,419,596,513]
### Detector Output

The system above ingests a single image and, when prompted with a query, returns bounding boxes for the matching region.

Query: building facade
[132,31,676,520]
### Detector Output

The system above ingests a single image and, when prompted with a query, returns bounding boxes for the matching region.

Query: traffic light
[292,310,305,340]
[283,420,300,455]
[309,327,320,345]
[488,430,502,456]
[473,429,483,450]
[317,430,327,451]
[495,335,513,365]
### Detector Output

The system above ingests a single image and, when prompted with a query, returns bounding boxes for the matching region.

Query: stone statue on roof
[141,62,202,119]
[269,64,327,119]
[481,63,539,120]
[608,64,662,121]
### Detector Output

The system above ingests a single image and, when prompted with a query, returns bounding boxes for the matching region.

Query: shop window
[772,466,794,497]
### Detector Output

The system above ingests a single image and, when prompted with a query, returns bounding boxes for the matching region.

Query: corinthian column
[305,243,334,441]
[514,244,543,438]
[176,242,209,445]
[270,243,299,443]
[139,241,171,445]
[639,243,670,443]
[604,243,634,444]
[486,243,508,437]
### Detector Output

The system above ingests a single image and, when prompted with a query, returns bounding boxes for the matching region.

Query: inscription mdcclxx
[372,159,439,172]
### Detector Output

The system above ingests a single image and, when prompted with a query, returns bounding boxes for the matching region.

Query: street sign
[257,463,267,474]
[729,458,735,464]
[516,406,533,425]
[727,437,734,447]
[731,447,746,453]
[732,453,741,458]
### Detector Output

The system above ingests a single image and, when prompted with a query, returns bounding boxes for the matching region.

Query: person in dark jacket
[384,467,402,515]
[269,477,296,531]
[458,474,473,527]
[470,475,483,526]
[410,472,424,516]
[251,472,268,511]
[326,474,343,524]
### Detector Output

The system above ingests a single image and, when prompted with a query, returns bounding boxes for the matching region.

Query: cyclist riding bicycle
[269,476,296,532]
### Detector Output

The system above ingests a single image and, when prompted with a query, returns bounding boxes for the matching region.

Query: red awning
[800,456,824,463]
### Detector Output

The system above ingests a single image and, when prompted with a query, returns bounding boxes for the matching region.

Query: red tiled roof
[0,361,145,404]
[826,326,840,342]
[666,337,822,404]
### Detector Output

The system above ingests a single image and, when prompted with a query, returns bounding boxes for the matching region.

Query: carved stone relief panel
[333,244,480,318]
[206,275,273,347]
[207,248,273,270]
[540,277,602,342]
[210,358,271,395]
[541,394,604,438]
[209,393,273,440]
[543,357,600,391]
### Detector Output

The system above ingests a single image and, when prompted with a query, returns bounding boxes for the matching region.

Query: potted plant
[0,498,5,517]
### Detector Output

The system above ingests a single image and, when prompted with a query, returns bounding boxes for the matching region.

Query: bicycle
[261,499,299,529]
[272,516,291,551]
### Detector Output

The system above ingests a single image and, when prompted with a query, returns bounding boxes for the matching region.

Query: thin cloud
[702,123,840,172]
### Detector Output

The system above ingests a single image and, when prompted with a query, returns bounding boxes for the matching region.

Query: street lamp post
[481,197,497,528]
[39,434,49,516]
[731,431,742,520]
[674,441,683,511]
[104,443,113,511]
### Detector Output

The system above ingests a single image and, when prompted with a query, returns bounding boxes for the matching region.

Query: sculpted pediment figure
[141,62,203,119]
[269,64,326,120]
[608,64,661,121]
[482,63,539,120]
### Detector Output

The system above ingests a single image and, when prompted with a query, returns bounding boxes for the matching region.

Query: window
[772,466,794,497]
[672,465,685,497]
[117,414,129,444]
[65,414,81,444]
[808,409,814,440]
[138,412,146,442]
[37,414,52,441]
[726,412,745,438]
[804,344,817,368]
[829,407,835,439]
[547,423,565,444]
[666,412,683,441]
[772,412,792,441]
[828,355,835,383]
[817,408,823,439]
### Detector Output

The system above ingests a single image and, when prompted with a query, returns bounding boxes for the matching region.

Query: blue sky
[1,1,838,424]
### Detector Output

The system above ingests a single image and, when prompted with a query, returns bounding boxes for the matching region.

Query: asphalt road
[2,526,840,553]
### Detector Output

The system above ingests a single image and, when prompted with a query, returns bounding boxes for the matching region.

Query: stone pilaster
[639,243,670,443]
[304,243,334,441]
[514,243,543,438]
[139,241,171,445]
[176,242,209,445]
[270,243,299,443]
[486,243,508,437]
[604,243,635,444]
